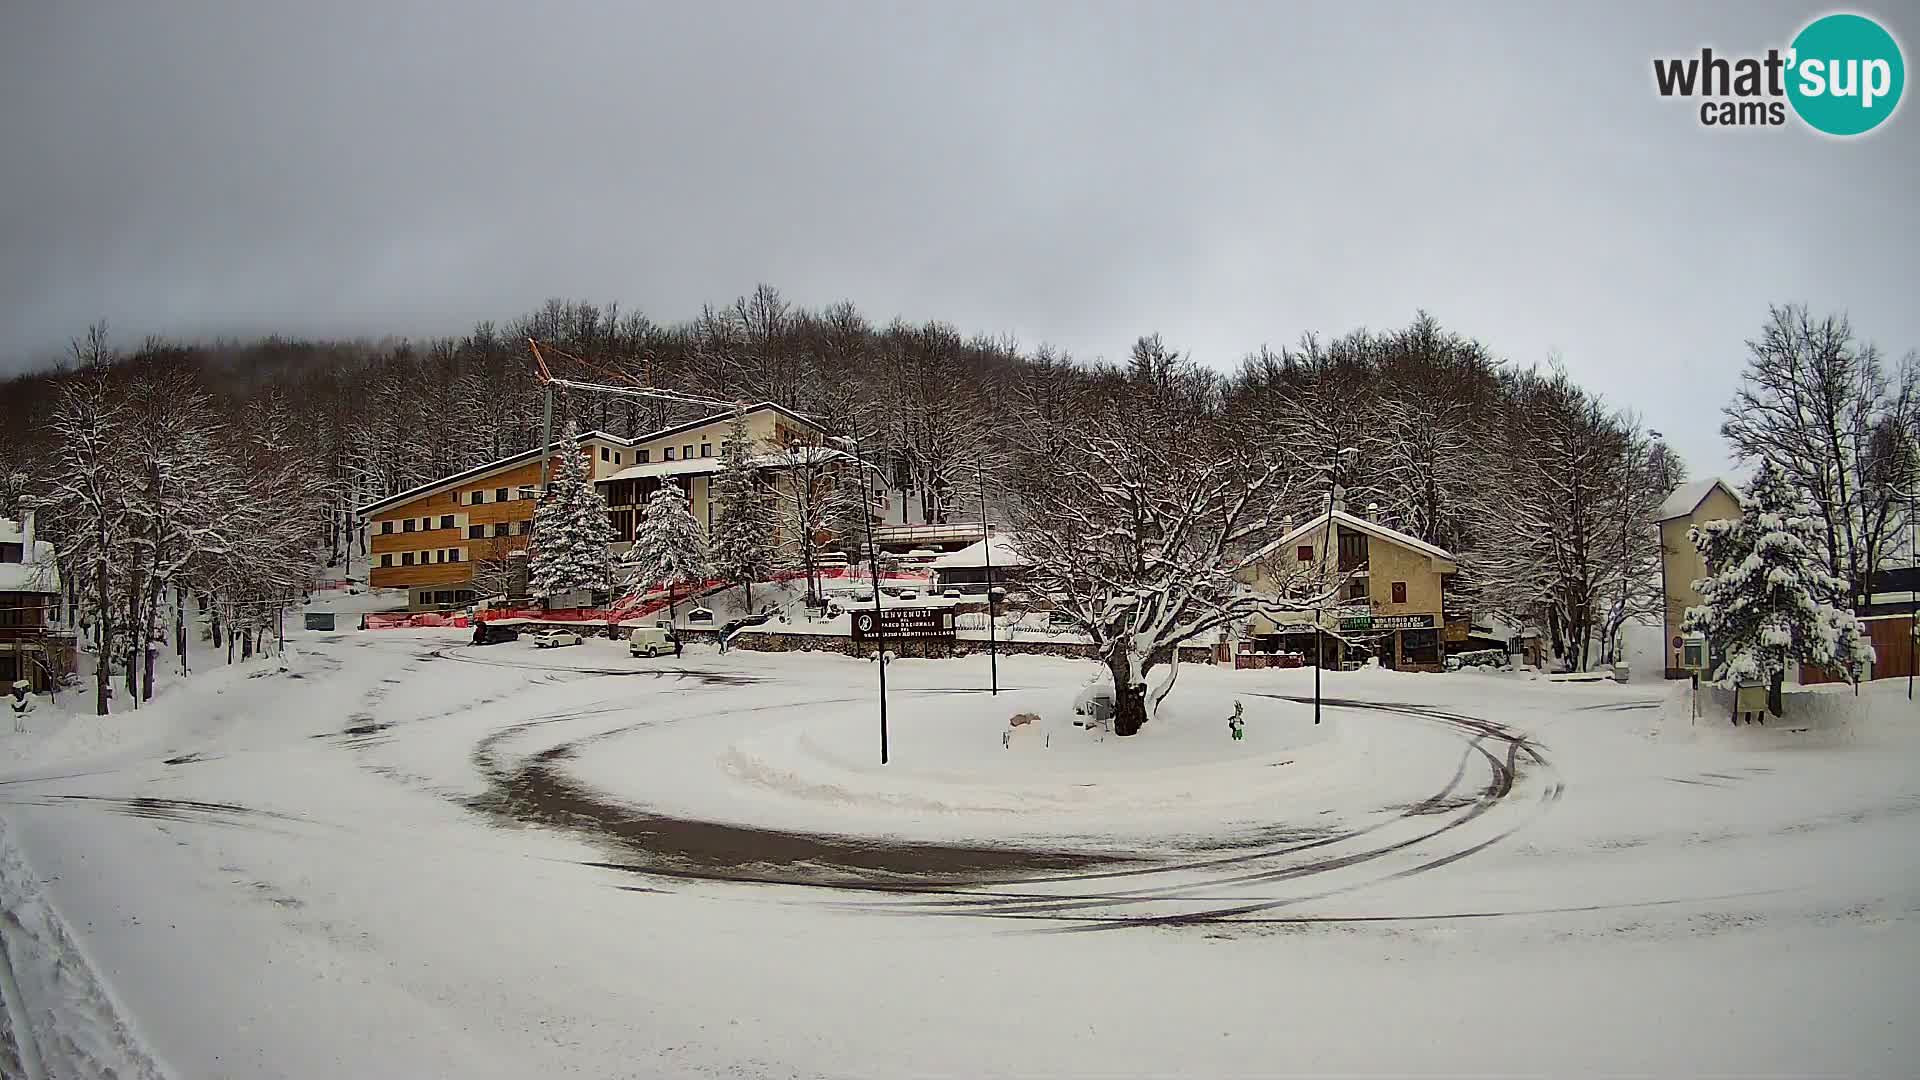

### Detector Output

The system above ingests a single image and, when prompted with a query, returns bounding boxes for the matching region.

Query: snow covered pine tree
[627,482,709,624]
[1682,461,1874,715]
[707,410,778,612]
[529,422,616,599]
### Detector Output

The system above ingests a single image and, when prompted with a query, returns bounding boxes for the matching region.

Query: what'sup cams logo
[1654,12,1904,135]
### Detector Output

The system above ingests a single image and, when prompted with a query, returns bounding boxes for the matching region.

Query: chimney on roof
[1365,501,1379,519]
[1330,485,1346,514]
[20,507,33,557]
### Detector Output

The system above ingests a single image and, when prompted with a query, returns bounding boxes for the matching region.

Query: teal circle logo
[1787,13,1905,136]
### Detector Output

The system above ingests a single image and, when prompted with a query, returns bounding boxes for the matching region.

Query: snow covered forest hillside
[1,290,1912,688]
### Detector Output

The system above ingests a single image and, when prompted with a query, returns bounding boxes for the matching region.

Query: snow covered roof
[635,401,823,445]
[928,534,1026,570]
[600,458,724,482]
[0,518,58,594]
[1655,478,1740,523]
[1270,510,1458,570]
[598,445,855,485]
[356,430,631,516]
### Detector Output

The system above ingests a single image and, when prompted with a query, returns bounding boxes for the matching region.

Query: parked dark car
[471,621,520,646]
[719,612,772,638]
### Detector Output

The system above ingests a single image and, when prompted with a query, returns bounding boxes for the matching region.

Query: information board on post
[851,607,956,640]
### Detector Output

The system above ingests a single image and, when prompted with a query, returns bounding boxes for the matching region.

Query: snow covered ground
[0,629,1916,1077]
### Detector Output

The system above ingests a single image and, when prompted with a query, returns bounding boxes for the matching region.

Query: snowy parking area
[1,632,1917,1077]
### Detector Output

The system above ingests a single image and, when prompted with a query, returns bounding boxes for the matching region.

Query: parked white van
[628,626,674,658]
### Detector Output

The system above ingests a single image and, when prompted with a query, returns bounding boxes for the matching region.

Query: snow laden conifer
[627,481,709,623]
[1682,461,1873,710]
[529,424,615,598]
[707,411,778,612]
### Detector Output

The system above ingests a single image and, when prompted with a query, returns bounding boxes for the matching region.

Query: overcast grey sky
[2,2,1915,476]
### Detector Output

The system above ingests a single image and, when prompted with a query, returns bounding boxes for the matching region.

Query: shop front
[1339,611,1444,672]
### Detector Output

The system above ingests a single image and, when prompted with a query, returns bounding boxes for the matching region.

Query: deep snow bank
[1657,677,1918,746]
[0,820,166,1080]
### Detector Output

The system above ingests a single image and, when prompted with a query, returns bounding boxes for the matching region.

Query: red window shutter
[1296,545,1314,562]
[1392,582,1407,604]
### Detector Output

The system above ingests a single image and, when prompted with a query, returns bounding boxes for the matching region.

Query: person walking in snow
[9,681,31,733]
[1227,700,1245,742]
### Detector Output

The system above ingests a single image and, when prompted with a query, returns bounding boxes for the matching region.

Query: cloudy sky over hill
[3,1,1914,474]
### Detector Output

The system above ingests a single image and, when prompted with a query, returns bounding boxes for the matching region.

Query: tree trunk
[1768,668,1784,717]
[141,574,164,702]
[124,569,141,704]
[93,557,111,716]
[1106,650,1148,737]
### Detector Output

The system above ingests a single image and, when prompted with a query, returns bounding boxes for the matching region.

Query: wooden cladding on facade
[367,459,553,590]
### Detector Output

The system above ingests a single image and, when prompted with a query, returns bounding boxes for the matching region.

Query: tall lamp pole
[852,422,889,764]
[1908,466,1915,701]
[1313,451,1352,725]
[978,462,998,695]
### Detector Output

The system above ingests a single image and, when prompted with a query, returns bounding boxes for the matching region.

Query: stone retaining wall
[728,631,1213,665]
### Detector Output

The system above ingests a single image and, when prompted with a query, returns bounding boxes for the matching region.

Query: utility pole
[1908,463,1915,700]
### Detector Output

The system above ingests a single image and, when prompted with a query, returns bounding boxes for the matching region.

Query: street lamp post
[1908,469,1915,701]
[978,462,998,695]
[1313,449,1356,725]
[851,422,889,765]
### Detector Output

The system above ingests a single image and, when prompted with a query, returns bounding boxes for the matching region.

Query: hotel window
[636,449,650,463]
[664,447,676,461]
[1296,545,1313,563]
[403,519,416,533]
[683,444,693,460]
[600,447,609,461]
[1344,577,1369,602]
[401,552,414,566]
[468,525,484,539]
[615,452,622,464]
[449,548,462,563]
[516,520,530,535]
[1337,530,1368,572]
[496,487,509,502]
[440,515,454,529]
[1391,581,1407,604]
[380,520,393,534]
[700,442,712,458]
[493,522,509,537]
[379,553,393,567]
[471,490,486,504]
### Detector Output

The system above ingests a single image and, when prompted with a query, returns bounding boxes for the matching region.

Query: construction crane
[526,339,744,494]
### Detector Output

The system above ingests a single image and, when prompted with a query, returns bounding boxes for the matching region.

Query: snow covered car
[941,587,964,599]
[896,588,919,600]
[719,613,771,638]
[686,607,715,624]
[531,628,582,649]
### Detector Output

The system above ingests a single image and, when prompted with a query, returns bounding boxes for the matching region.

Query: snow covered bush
[1682,461,1873,709]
